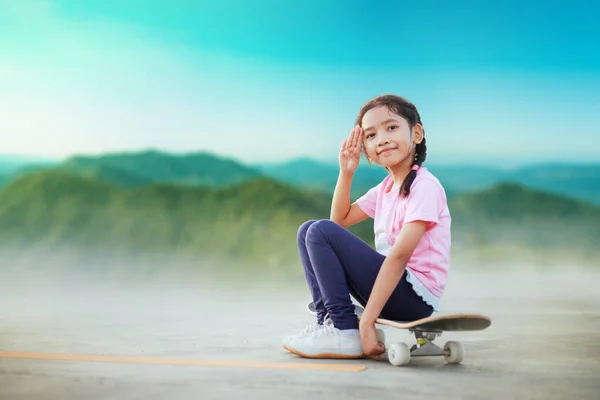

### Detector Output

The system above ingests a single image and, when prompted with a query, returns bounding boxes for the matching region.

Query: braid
[399,103,427,197]
[400,138,427,197]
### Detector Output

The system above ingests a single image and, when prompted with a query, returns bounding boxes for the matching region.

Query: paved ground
[1,267,599,399]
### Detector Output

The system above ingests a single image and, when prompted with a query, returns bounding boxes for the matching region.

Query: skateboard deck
[306,301,492,366]
[307,301,491,331]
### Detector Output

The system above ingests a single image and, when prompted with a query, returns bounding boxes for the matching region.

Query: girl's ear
[412,124,424,144]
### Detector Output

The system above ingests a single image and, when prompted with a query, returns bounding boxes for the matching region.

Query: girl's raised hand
[339,125,363,174]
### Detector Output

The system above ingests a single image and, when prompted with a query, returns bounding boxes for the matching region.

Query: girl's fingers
[344,125,363,152]
[340,137,348,151]
[352,125,360,149]
[346,127,355,150]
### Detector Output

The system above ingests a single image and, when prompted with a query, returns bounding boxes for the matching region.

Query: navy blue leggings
[298,219,433,330]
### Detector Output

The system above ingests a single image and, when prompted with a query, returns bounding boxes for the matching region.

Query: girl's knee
[298,219,318,240]
[306,219,342,241]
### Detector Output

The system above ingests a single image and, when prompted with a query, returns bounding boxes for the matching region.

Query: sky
[1,0,599,166]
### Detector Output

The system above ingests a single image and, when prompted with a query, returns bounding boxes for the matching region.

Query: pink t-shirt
[355,167,451,298]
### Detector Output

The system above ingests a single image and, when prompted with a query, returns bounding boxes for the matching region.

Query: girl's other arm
[361,221,428,325]
[330,171,368,228]
[330,125,369,228]
[358,220,428,358]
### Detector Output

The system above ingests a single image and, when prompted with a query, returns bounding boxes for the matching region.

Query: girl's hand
[339,125,363,174]
[359,319,385,360]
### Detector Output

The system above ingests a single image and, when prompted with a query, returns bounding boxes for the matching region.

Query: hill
[55,163,153,187]
[18,149,265,188]
[258,158,600,205]
[5,151,598,206]
[0,170,599,273]
[256,158,395,200]
[0,174,9,188]
[448,182,600,251]
[509,163,600,205]
[0,171,373,270]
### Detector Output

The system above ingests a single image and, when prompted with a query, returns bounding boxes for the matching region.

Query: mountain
[21,149,265,188]
[256,158,392,200]
[429,162,600,206]
[509,163,600,205]
[0,170,599,272]
[0,174,9,188]
[6,151,598,206]
[55,163,153,187]
[258,158,600,205]
[448,182,600,252]
[0,170,373,269]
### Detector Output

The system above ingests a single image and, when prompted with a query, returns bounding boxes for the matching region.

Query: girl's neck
[388,157,416,188]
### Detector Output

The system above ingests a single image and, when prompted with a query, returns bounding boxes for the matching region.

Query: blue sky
[1,0,598,166]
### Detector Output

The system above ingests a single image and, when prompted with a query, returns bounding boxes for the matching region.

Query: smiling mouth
[378,148,396,155]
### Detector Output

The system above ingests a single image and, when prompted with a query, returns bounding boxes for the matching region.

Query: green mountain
[0,169,598,272]
[256,158,394,200]
[0,174,9,187]
[55,163,153,187]
[6,151,597,207]
[0,170,372,269]
[430,162,600,205]
[28,149,264,188]
[257,158,600,205]
[509,163,600,205]
[448,182,600,251]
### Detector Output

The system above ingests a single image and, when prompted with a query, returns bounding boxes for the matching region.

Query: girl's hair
[355,94,427,197]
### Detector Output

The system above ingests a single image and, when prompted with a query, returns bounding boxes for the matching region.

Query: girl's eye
[366,133,375,139]
[388,125,397,131]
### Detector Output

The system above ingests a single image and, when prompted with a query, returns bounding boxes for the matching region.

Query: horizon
[1,147,600,171]
[1,0,599,166]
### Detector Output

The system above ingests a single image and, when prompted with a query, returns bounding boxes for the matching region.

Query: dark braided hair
[355,94,427,197]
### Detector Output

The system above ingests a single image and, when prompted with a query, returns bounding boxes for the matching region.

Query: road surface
[1,267,598,399]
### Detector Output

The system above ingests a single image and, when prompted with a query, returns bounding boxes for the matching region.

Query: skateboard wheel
[387,343,410,366]
[443,341,464,364]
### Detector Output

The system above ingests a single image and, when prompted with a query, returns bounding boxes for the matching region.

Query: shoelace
[309,319,340,338]
[299,322,321,335]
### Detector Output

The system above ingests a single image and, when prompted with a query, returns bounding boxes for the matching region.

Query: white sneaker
[281,321,324,350]
[285,319,364,359]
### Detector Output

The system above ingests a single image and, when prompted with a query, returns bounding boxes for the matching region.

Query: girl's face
[361,106,423,168]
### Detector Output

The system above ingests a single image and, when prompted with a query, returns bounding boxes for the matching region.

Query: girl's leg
[281,219,329,350]
[286,219,433,358]
[296,219,327,323]
[305,219,433,329]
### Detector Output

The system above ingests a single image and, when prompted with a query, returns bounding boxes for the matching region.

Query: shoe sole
[283,344,364,359]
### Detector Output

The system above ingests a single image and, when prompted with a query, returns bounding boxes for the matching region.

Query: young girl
[282,94,451,360]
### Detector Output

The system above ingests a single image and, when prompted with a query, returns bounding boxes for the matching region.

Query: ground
[0,267,598,399]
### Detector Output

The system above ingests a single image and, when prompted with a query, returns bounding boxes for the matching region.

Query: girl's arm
[331,125,369,228]
[330,171,369,228]
[363,178,443,322]
[360,221,428,325]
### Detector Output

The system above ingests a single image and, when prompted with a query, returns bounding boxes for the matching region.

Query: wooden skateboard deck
[307,301,491,331]
[306,301,492,366]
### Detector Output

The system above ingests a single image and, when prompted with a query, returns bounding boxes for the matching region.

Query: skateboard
[307,301,491,366]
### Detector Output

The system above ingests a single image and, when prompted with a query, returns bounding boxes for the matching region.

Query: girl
[282,94,451,360]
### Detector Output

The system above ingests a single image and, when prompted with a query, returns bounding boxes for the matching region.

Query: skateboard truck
[410,330,445,356]
[382,328,465,366]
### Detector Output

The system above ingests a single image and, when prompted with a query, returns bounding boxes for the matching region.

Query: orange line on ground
[0,351,366,372]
